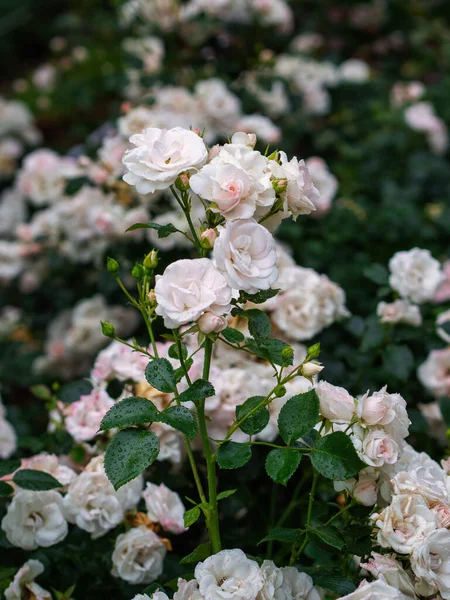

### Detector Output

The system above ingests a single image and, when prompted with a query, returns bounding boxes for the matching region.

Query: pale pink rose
[361,429,398,467]
[357,387,410,442]
[198,312,227,334]
[432,503,450,528]
[305,157,338,216]
[434,260,450,303]
[315,381,355,423]
[200,228,217,248]
[391,81,425,107]
[353,474,379,506]
[234,115,281,144]
[65,389,114,442]
[376,300,422,326]
[269,152,319,218]
[418,348,450,398]
[361,552,417,598]
[411,528,450,599]
[142,482,186,534]
[20,453,76,488]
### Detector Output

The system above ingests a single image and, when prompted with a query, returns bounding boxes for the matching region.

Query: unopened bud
[281,345,294,363]
[101,321,115,338]
[106,256,119,276]
[143,249,158,269]
[267,150,279,161]
[121,101,132,114]
[274,385,286,398]
[260,49,274,63]
[148,290,157,305]
[200,228,217,249]
[198,312,227,334]
[176,172,190,191]
[192,128,202,136]
[272,178,288,194]
[131,263,144,279]
[301,361,324,378]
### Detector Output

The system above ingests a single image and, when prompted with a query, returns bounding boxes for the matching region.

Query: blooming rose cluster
[131,549,320,600]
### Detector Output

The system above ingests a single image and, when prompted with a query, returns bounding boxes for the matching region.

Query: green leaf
[57,379,93,404]
[100,396,159,431]
[126,222,178,238]
[439,397,450,427]
[13,469,61,491]
[64,176,90,196]
[179,379,215,403]
[174,359,193,384]
[217,442,252,469]
[310,432,365,480]
[104,429,160,490]
[240,288,280,304]
[361,316,385,352]
[259,527,302,544]
[168,343,188,360]
[180,542,211,564]
[309,525,345,550]
[159,406,198,440]
[184,506,201,528]
[306,343,321,360]
[0,482,14,496]
[0,459,21,478]
[30,385,52,400]
[221,327,245,344]
[278,390,320,444]
[245,309,272,341]
[245,338,293,366]
[301,568,356,595]
[341,525,373,556]
[265,448,301,485]
[236,396,270,435]
[382,344,414,380]
[217,489,237,501]
[363,263,388,285]
[145,358,176,392]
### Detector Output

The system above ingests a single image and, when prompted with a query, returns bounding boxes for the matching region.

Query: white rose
[213,219,278,293]
[338,579,411,599]
[388,248,445,304]
[372,494,437,554]
[377,300,422,327]
[315,381,356,423]
[353,471,379,506]
[174,578,204,600]
[5,559,51,600]
[155,258,233,329]
[280,567,321,600]
[257,560,288,600]
[123,127,208,194]
[361,429,398,467]
[305,157,337,216]
[392,464,448,505]
[142,482,186,534]
[411,528,450,599]
[111,526,167,584]
[198,312,228,334]
[195,549,263,600]
[418,348,450,398]
[269,152,319,218]
[234,115,281,144]
[21,453,76,488]
[361,552,417,598]
[339,59,370,83]
[1,490,68,550]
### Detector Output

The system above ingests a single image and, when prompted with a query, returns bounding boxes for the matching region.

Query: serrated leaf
[245,338,293,366]
[240,288,280,304]
[259,527,302,544]
[0,482,14,496]
[179,379,215,403]
[265,448,301,485]
[217,442,252,469]
[159,406,198,440]
[126,222,178,238]
[104,429,160,490]
[145,358,176,392]
[236,396,270,435]
[278,390,320,444]
[310,432,365,480]
[0,459,21,478]
[382,344,414,380]
[221,328,245,344]
[217,489,237,500]
[309,525,345,550]
[180,542,211,564]
[100,396,159,431]
[184,506,200,527]
[245,309,272,340]
[13,469,61,491]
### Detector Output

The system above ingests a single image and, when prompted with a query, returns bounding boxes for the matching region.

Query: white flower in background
[388,248,444,303]
[0,400,16,459]
[92,339,148,384]
[269,152,319,218]
[235,115,281,144]
[305,157,338,216]
[339,59,370,83]
[195,549,264,600]
[391,81,425,107]
[195,79,242,132]
[123,127,208,194]
[155,258,233,328]
[411,528,450,599]
[257,560,286,600]
[65,388,115,442]
[376,300,422,326]
[0,97,41,143]
[5,559,51,600]
[315,381,356,423]
[0,138,23,178]
[361,552,417,599]
[20,453,76,488]
[213,219,278,293]
[111,526,167,584]
[338,579,411,599]
[0,241,24,283]
[372,493,437,554]
[63,457,142,538]
[404,101,449,154]
[0,306,22,339]
[17,149,79,206]
[418,348,450,398]
[436,309,450,344]
[0,188,27,238]
[361,429,399,467]
[2,490,68,550]
[118,105,158,138]
[123,36,164,74]
[280,567,321,600]
[142,482,186,534]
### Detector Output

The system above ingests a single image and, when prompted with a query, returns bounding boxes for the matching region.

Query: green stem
[324,501,354,526]
[197,337,222,553]
[290,470,319,565]
[171,185,203,255]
